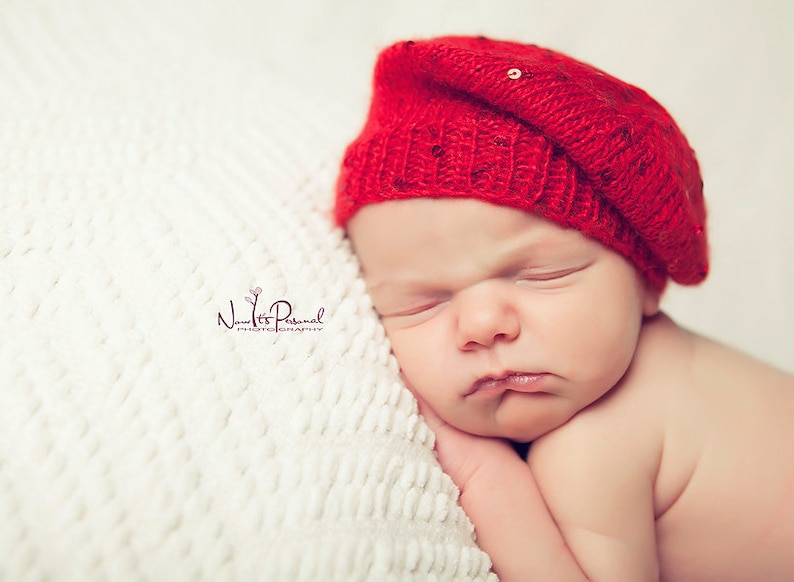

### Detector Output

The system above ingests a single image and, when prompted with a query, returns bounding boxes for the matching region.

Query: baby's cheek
[389,327,461,412]
[395,350,445,405]
[389,334,430,383]
[398,359,435,398]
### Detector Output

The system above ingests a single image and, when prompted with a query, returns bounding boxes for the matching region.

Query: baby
[335,36,794,581]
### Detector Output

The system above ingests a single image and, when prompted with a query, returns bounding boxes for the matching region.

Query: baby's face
[348,198,658,442]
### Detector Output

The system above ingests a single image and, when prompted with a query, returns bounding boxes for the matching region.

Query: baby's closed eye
[374,291,451,324]
[513,263,592,288]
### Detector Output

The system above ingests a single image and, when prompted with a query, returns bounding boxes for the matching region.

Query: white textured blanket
[0,1,495,580]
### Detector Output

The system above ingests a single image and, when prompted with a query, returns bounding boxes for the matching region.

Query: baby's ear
[642,283,662,316]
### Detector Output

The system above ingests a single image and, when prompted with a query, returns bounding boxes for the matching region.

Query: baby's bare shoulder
[642,315,794,578]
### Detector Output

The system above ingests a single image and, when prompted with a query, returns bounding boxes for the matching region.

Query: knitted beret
[335,36,708,290]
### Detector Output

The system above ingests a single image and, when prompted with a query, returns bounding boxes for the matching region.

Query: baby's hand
[407,381,518,494]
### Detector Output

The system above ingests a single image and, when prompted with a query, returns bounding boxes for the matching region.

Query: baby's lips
[466,371,548,397]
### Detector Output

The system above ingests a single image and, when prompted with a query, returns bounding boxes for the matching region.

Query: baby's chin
[496,427,546,443]
[452,417,548,444]
[463,407,573,443]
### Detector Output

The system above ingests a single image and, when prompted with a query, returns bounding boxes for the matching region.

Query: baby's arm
[414,393,588,581]
[417,392,660,581]
[527,414,661,581]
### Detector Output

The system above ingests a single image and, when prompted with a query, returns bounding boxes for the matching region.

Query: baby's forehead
[350,197,587,237]
[348,197,599,273]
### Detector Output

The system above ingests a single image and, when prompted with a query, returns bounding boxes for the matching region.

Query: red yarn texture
[335,36,708,290]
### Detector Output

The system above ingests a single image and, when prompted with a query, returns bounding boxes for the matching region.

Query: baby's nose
[454,282,521,350]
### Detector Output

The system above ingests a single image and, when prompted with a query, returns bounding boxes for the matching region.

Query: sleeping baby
[335,36,794,580]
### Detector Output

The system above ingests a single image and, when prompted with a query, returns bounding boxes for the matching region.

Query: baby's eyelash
[390,303,438,317]
[516,270,565,281]
[515,264,590,282]
[379,297,448,319]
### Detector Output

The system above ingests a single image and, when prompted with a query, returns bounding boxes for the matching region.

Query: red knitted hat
[335,36,708,290]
